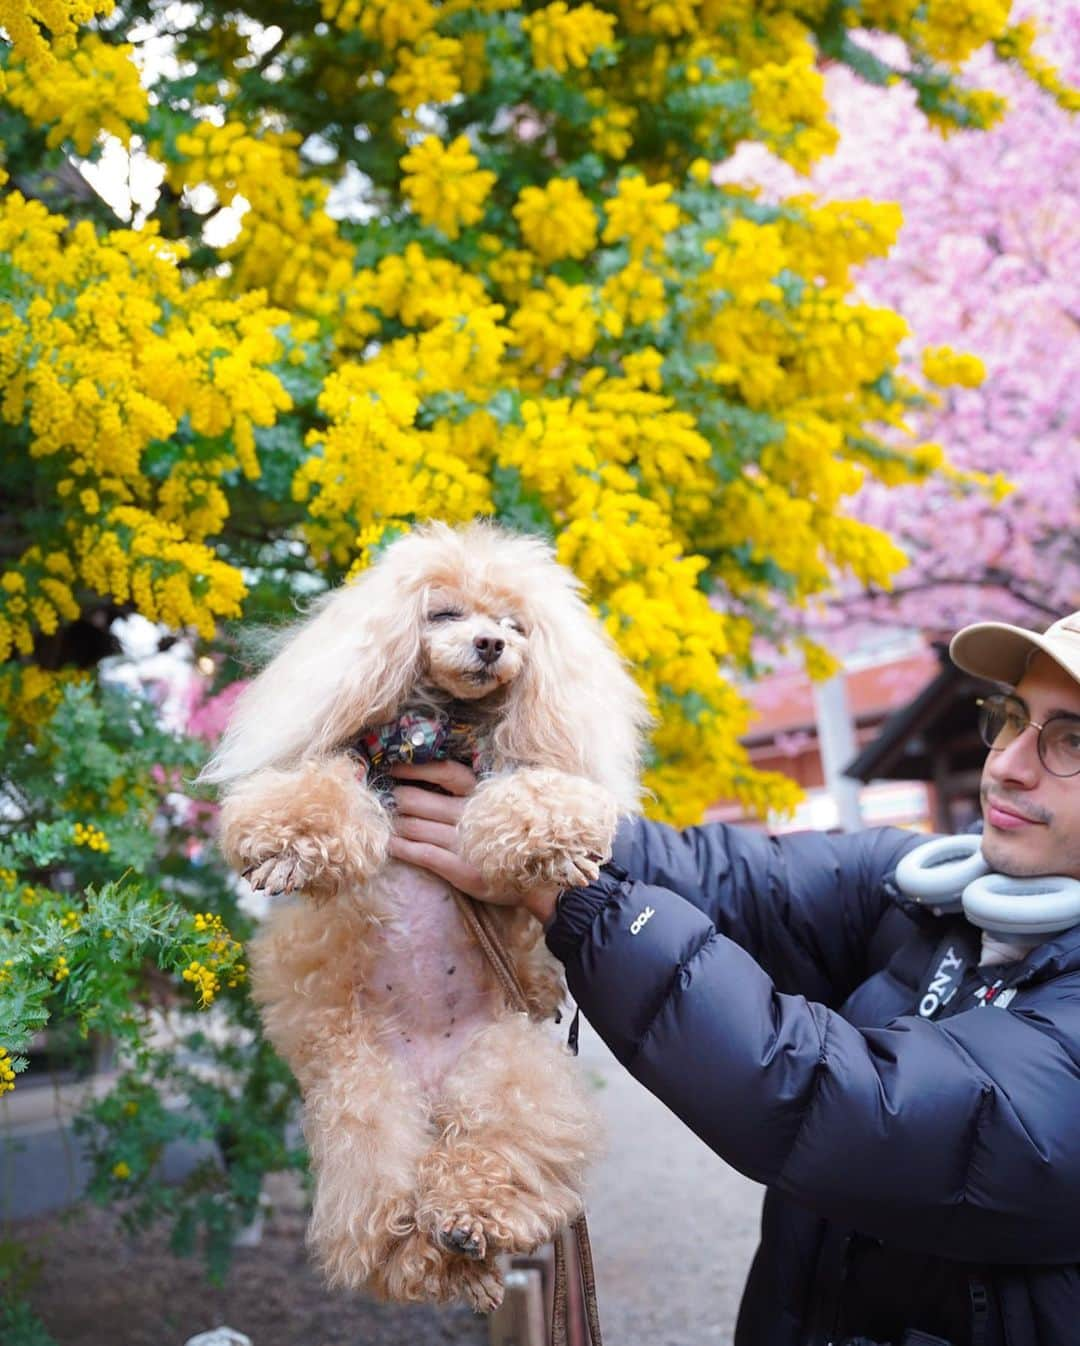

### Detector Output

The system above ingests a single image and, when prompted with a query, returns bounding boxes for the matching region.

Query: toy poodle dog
[200,520,649,1312]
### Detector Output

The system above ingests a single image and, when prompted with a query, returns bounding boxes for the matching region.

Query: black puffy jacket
[544,818,1080,1346]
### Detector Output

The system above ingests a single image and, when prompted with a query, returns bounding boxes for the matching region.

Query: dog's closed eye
[429,609,464,622]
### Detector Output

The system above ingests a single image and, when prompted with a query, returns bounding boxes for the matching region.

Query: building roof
[843,648,988,784]
[743,646,941,743]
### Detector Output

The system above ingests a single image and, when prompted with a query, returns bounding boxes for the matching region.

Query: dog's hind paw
[437,1214,487,1260]
[459,1262,504,1314]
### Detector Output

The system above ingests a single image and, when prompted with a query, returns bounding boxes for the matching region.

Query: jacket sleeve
[610,817,921,1006]
[547,866,1080,1264]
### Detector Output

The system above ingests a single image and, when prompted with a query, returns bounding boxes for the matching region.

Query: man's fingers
[569,857,600,887]
[387,835,499,903]
[393,815,459,848]
[392,783,466,825]
[389,760,478,796]
[388,835,452,880]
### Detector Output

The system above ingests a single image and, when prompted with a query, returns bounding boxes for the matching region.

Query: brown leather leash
[452,891,603,1346]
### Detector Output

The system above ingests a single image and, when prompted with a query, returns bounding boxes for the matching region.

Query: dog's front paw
[219,756,391,902]
[244,846,319,897]
[458,768,617,895]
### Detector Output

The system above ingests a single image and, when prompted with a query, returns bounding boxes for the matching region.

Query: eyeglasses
[976,694,1080,779]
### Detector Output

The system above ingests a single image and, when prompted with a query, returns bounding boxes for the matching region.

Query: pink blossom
[186,680,248,742]
[722,1,1080,634]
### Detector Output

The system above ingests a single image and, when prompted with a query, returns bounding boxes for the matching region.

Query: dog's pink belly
[369,862,499,1096]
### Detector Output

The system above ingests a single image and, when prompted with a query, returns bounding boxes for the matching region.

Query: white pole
[812,672,863,833]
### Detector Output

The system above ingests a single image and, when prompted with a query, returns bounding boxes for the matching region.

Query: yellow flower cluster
[673,197,915,611]
[0,666,74,735]
[601,261,667,330]
[158,459,231,541]
[4,35,147,153]
[588,98,636,160]
[511,279,600,376]
[53,954,70,982]
[192,911,246,989]
[0,190,302,647]
[295,354,496,565]
[617,0,702,38]
[858,0,918,26]
[602,174,682,257]
[693,207,911,426]
[0,1047,16,1096]
[921,345,986,388]
[388,33,463,115]
[280,125,944,818]
[0,0,114,84]
[322,0,435,45]
[925,86,1007,135]
[760,417,863,513]
[995,22,1080,113]
[318,0,520,128]
[919,0,1010,64]
[513,179,598,265]
[72,822,109,852]
[112,1160,132,1180]
[483,240,535,304]
[349,244,489,334]
[182,911,245,1005]
[0,551,80,660]
[231,195,356,317]
[166,119,356,315]
[183,960,219,1007]
[400,135,496,239]
[521,1,617,73]
[779,196,904,287]
[818,514,911,592]
[171,120,303,212]
[76,507,246,639]
[749,47,838,172]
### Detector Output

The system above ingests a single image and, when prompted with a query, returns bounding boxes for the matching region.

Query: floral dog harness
[348,711,487,803]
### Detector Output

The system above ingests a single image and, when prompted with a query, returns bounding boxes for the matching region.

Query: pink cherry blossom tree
[724,2,1080,637]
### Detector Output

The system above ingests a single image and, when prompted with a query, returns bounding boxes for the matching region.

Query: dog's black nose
[474,635,504,664]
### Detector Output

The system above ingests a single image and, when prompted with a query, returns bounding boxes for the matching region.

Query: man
[389,612,1080,1346]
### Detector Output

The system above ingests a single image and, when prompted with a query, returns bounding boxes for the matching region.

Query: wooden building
[844,645,989,833]
[712,641,991,833]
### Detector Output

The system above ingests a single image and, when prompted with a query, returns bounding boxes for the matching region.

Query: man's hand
[387,760,560,924]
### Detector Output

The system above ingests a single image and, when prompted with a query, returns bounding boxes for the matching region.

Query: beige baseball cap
[949,610,1080,689]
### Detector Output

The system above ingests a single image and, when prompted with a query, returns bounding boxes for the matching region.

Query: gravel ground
[18,1199,487,1346]
[17,1022,762,1346]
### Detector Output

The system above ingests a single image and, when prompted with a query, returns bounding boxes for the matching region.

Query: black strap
[915,926,980,1020]
[969,1276,990,1346]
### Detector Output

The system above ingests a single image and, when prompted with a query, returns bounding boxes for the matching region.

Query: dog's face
[420,581,530,701]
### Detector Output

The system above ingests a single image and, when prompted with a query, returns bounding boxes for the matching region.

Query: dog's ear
[199,555,426,785]
[492,563,650,813]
